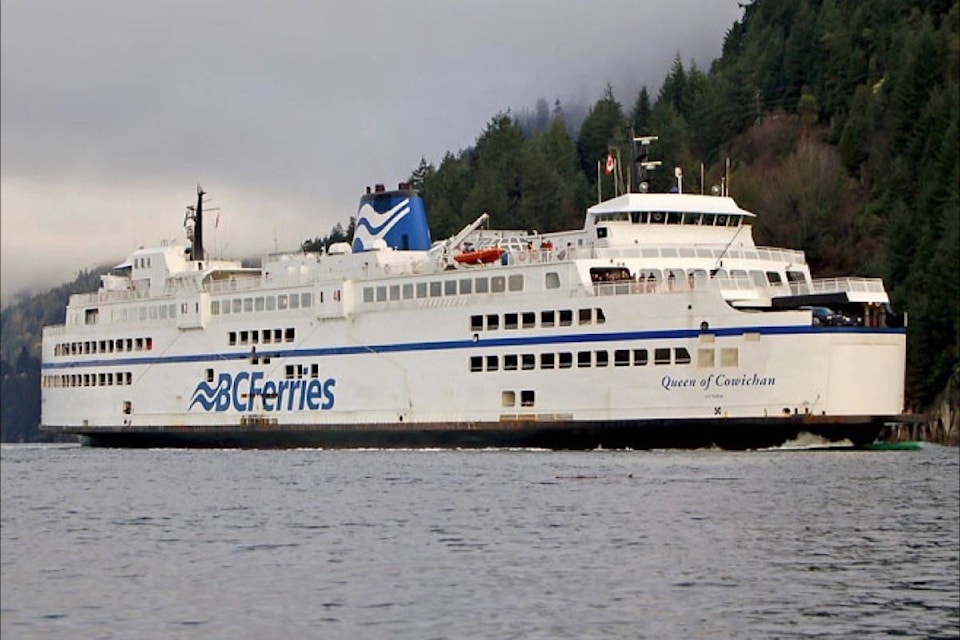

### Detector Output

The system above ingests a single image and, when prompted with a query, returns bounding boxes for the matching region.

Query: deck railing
[499,244,805,266]
[811,277,886,295]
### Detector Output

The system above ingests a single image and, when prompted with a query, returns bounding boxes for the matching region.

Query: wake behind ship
[40,149,910,448]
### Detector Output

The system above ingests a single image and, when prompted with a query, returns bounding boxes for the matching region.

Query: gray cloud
[1,0,742,304]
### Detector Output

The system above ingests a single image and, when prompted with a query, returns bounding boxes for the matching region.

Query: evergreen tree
[630,86,652,136]
[576,84,626,193]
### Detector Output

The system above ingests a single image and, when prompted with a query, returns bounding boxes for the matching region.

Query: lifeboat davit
[454,247,505,265]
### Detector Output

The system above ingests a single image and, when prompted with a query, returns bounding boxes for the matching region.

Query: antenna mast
[193,185,205,261]
[630,132,660,193]
[184,185,216,262]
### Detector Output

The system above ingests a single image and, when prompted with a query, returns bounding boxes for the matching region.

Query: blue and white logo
[353,198,411,251]
[189,371,336,413]
[352,190,432,252]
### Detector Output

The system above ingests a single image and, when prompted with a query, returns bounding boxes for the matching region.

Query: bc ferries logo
[353,198,410,251]
[190,371,336,413]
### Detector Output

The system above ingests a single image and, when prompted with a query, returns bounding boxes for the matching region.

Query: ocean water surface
[2,444,958,639]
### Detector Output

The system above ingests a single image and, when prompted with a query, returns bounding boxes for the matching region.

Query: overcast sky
[1,0,743,305]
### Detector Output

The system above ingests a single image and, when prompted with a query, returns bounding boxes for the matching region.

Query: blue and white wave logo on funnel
[353,189,432,252]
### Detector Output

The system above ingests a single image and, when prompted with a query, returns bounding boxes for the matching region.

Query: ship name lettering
[660,375,698,390]
[659,372,776,392]
[715,373,776,387]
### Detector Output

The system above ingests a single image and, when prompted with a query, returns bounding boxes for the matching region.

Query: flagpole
[597,160,601,203]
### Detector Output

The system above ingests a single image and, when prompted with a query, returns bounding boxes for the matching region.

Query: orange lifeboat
[454,247,505,265]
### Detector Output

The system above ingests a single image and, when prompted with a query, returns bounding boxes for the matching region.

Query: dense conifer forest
[3,0,957,441]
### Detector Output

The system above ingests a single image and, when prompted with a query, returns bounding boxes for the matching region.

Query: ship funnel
[352,183,432,252]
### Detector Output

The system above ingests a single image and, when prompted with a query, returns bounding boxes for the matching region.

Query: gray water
[2,444,958,639]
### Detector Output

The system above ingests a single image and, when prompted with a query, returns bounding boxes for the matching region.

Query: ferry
[40,151,909,448]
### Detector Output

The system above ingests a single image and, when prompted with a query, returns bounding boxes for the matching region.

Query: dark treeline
[1,0,957,441]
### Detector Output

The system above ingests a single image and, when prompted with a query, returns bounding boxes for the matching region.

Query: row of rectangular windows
[43,372,133,388]
[472,347,740,372]
[594,211,745,226]
[211,292,313,316]
[470,347,693,372]
[471,308,605,332]
[228,328,296,347]
[110,304,178,324]
[363,273,531,304]
[54,337,153,357]
[204,362,317,383]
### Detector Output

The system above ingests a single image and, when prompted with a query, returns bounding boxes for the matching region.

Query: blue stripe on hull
[42,324,906,371]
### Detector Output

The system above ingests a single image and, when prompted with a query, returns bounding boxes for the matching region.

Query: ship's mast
[184,185,206,262]
[628,130,660,193]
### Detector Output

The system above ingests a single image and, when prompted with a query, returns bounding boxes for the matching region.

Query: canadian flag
[604,153,615,175]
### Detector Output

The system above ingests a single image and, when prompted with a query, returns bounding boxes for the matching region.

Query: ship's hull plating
[63,415,893,450]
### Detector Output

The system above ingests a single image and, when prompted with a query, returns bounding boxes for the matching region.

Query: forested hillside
[1,0,957,441]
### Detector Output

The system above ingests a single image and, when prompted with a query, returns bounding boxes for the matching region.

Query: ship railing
[201,273,322,294]
[583,275,769,300]
[500,245,806,265]
[43,324,67,336]
[585,276,746,297]
[69,289,150,305]
[202,277,263,294]
[810,277,887,296]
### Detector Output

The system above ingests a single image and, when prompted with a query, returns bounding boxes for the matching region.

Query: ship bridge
[584,193,756,248]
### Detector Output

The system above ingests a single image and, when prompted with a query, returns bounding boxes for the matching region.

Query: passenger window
[520,390,535,407]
